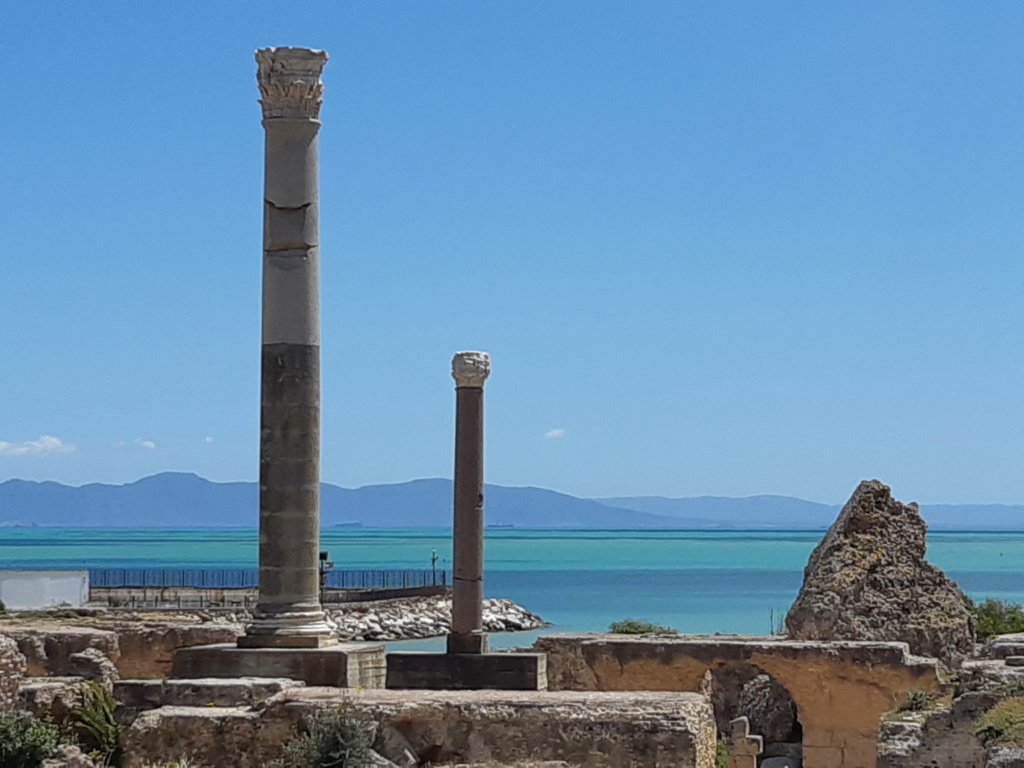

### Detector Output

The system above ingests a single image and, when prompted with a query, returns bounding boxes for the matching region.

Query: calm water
[2,528,1023,649]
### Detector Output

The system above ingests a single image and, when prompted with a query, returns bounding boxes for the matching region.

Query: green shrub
[0,709,62,768]
[281,703,373,768]
[966,597,1024,640]
[715,736,729,768]
[897,689,938,712]
[608,618,678,635]
[976,697,1024,747]
[73,680,123,766]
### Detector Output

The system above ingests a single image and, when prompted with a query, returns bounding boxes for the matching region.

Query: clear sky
[2,3,1023,504]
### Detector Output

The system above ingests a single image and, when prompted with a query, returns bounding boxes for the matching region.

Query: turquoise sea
[2,528,1023,649]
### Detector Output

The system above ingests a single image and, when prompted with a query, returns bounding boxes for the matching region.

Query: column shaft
[452,386,485,634]
[242,47,333,648]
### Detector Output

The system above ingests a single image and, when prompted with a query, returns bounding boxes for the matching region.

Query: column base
[237,634,338,649]
[447,631,489,654]
[241,605,335,648]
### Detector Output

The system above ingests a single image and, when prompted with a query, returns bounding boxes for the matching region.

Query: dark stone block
[386,652,546,691]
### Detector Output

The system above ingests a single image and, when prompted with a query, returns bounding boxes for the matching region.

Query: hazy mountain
[1,473,1022,529]
[598,495,839,529]
[0,473,674,529]
[600,495,1024,531]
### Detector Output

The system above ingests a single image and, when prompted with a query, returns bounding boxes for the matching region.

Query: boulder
[735,674,799,744]
[786,480,975,666]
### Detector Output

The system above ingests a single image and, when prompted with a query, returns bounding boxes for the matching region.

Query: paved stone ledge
[115,676,301,711]
[121,688,715,768]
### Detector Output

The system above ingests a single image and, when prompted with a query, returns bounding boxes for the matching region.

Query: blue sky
[2,3,1023,504]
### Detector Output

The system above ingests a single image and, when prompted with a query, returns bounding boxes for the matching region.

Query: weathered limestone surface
[1,620,240,679]
[535,633,939,768]
[121,688,715,768]
[4,624,119,676]
[786,479,975,666]
[115,676,300,713]
[875,659,1024,768]
[0,633,28,707]
[114,621,240,677]
[17,677,86,725]
[985,633,1024,661]
[41,745,97,768]
[68,647,118,683]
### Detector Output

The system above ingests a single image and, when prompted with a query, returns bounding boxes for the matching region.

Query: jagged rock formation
[786,479,975,665]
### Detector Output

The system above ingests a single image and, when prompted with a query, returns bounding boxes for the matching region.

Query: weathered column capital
[255,47,328,121]
[452,351,491,388]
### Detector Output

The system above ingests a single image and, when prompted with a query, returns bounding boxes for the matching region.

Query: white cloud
[134,439,156,450]
[544,428,567,440]
[204,436,215,444]
[0,435,76,457]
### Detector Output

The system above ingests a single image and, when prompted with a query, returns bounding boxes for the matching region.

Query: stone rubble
[322,596,546,642]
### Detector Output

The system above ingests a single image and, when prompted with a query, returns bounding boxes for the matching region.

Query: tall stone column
[448,351,491,655]
[240,47,334,648]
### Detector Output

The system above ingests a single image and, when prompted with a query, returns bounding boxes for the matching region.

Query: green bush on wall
[281,703,373,768]
[608,618,678,635]
[966,597,1024,640]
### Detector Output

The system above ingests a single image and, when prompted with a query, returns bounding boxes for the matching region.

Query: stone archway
[706,664,803,765]
[535,633,941,768]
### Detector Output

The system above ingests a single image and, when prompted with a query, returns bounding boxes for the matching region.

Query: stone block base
[236,633,337,649]
[120,688,715,768]
[386,652,547,690]
[171,643,385,688]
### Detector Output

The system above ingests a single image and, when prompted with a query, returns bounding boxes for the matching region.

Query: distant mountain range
[0,473,1021,530]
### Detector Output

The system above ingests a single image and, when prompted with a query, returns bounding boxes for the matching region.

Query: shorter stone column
[447,351,490,655]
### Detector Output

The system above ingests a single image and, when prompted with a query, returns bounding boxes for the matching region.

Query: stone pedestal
[173,643,385,689]
[386,651,547,691]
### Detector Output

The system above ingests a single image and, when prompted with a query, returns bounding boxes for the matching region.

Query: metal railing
[88,567,448,589]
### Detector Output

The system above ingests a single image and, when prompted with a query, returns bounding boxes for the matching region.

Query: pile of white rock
[324,596,546,642]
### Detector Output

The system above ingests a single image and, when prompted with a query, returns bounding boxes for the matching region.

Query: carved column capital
[452,351,491,388]
[256,47,328,120]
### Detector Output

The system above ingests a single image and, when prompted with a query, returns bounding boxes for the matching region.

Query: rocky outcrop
[786,479,975,666]
[0,633,28,707]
